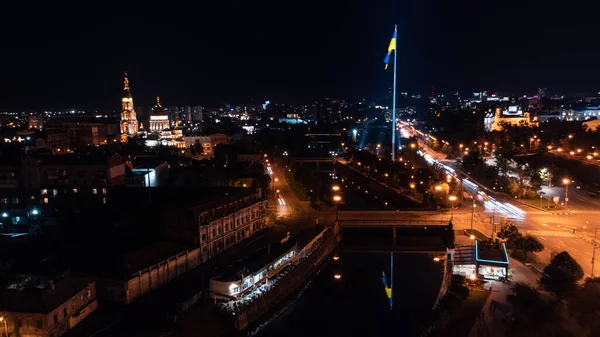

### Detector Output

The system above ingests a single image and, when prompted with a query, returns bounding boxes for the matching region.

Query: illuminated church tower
[120,72,139,136]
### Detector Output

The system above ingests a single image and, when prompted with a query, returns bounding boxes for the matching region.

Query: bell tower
[120,72,139,136]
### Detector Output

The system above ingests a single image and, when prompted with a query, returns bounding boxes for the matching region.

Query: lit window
[102,198,107,204]
[41,189,48,195]
[92,188,97,195]
[53,189,58,197]
[43,198,48,204]
[102,188,107,195]
[73,188,77,193]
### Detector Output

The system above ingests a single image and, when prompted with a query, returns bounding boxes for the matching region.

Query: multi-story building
[192,106,203,122]
[45,117,119,148]
[120,72,139,136]
[0,278,97,337]
[93,241,201,304]
[0,152,125,233]
[165,188,267,262]
[484,107,538,132]
[28,115,43,130]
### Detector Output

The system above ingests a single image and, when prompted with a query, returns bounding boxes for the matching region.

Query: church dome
[151,96,166,116]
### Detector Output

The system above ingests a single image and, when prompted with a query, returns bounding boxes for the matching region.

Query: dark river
[255,251,443,337]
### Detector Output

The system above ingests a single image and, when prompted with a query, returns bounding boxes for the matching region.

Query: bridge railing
[338,219,450,226]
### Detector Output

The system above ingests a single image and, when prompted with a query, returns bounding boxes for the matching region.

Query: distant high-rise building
[192,106,203,122]
[149,96,170,131]
[314,98,344,125]
[182,106,192,122]
[120,72,139,136]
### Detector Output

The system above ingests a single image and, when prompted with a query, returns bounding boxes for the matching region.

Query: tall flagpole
[391,24,398,162]
[390,252,394,310]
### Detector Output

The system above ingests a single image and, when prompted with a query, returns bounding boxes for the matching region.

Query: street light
[332,185,340,192]
[333,195,342,223]
[448,195,457,219]
[563,178,571,210]
[0,316,8,337]
[470,202,476,232]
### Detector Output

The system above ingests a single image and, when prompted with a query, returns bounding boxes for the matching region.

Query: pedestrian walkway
[467,258,538,337]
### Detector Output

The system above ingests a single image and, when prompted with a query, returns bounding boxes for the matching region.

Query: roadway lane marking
[527,230,574,238]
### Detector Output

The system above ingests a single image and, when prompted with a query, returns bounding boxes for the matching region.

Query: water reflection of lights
[334,274,342,280]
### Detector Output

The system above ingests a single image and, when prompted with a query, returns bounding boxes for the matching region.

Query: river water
[253,171,442,337]
[255,251,443,337]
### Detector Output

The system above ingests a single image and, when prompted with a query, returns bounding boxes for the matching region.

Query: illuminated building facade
[120,72,139,136]
[484,107,538,132]
[149,96,170,132]
[165,189,267,262]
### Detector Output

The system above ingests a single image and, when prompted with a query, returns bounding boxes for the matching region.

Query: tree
[568,278,600,337]
[497,222,522,243]
[540,251,584,298]
[506,283,562,337]
[512,234,544,258]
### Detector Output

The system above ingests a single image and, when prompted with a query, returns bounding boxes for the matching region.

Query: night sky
[1,0,598,110]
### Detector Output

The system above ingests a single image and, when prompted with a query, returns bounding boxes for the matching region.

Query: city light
[333,256,340,261]
[448,195,457,202]
[31,209,39,215]
[333,195,342,202]
[334,274,342,280]
[1,212,8,218]
[433,257,440,262]
[332,185,340,191]
[435,185,443,191]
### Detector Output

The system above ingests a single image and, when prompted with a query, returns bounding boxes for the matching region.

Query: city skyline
[1,1,599,110]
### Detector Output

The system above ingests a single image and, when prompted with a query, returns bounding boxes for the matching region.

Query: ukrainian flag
[381,272,392,306]
[384,28,397,70]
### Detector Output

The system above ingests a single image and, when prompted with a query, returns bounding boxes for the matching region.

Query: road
[414,132,600,277]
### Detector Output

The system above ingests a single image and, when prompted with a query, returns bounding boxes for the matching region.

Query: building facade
[149,96,170,132]
[94,241,201,305]
[120,72,139,136]
[165,189,267,262]
[0,278,97,337]
[484,108,538,132]
[45,117,119,148]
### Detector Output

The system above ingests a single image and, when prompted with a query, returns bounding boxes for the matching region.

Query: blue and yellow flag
[383,28,397,70]
[381,272,392,307]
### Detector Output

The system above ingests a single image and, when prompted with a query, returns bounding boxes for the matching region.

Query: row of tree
[508,251,599,337]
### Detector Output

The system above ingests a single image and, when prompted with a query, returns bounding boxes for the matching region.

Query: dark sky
[0,0,598,110]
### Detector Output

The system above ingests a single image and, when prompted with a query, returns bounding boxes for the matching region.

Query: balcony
[0,179,18,187]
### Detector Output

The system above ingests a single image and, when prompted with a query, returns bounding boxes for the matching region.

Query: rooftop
[124,241,196,276]
[1,277,94,314]
[214,231,297,282]
[39,152,122,166]
[476,241,509,265]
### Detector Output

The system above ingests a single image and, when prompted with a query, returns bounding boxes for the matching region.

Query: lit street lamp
[448,195,457,219]
[333,195,342,223]
[470,201,476,232]
[563,178,571,210]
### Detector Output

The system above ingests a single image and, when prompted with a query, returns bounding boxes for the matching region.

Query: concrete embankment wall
[232,231,338,331]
